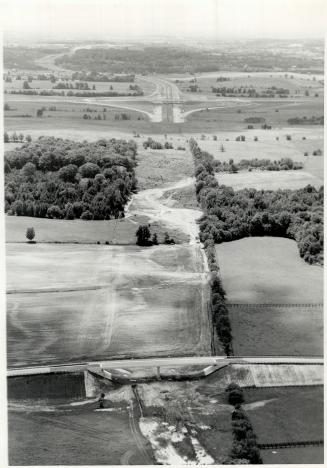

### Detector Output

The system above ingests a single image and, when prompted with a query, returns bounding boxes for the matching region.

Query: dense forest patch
[55,45,323,74]
[5,137,137,220]
[189,138,323,264]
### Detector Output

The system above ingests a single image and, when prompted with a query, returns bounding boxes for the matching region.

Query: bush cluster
[189,138,323,265]
[230,406,262,464]
[5,137,138,220]
[224,383,262,464]
[143,138,173,150]
[287,116,324,125]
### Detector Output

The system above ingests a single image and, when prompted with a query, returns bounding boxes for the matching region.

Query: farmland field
[229,304,323,356]
[216,170,322,190]
[8,383,154,466]
[5,215,188,244]
[216,237,323,356]
[216,237,323,304]
[186,99,323,131]
[243,386,323,443]
[7,243,212,367]
[261,446,324,464]
[198,127,323,180]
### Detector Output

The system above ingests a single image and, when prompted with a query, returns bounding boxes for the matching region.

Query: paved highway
[7,355,323,377]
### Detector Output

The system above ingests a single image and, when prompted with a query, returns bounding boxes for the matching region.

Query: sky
[0,0,326,42]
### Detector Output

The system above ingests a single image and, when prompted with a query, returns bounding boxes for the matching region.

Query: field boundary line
[258,440,323,449]
[228,303,323,308]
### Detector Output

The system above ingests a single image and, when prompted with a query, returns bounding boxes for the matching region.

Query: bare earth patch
[136,146,194,190]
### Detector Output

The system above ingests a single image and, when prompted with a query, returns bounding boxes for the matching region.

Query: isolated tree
[220,144,225,152]
[136,225,151,246]
[12,132,18,142]
[26,227,35,242]
[152,233,158,245]
[4,103,10,111]
[26,134,32,143]
[36,108,44,117]
[4,132,9,143]
[226,383,245,406]
[23,81,30,90]
[18,133,24,142]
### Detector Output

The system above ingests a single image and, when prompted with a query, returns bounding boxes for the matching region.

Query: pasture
[7,243,212,368]
[5,215,188,244]
[216,170,322,190]
[216,237,323,304]
[175,72,323,98]
[186,98,323,131]
[4,99,149,130]
[261,446,324,464]
[243,386,323,443]
[8,393,154,466]
[4,76,155,95]
[229,304,323,356]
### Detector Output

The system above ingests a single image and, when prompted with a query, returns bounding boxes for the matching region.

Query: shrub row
[190,138,233,355]
[226,383,262,464]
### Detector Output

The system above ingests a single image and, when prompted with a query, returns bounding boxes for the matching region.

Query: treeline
[189,138,323,265]
[287,116,324,125]
[54,45,323,74]
[211,85,290,98]
[5,137,138,220]
[4,132,32,143]
[71,71,135,82]
[6,88,143,98]
[191,140,233,354]
[215,157,303,173]
[226,384,262,464]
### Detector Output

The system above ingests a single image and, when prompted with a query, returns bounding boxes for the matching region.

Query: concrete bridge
[7,355,323,378]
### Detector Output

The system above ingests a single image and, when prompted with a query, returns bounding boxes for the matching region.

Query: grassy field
[261,446,324,464]
[243,386,323,443]
[216,237,323,356]
[216,237,323,304]
[136,146,193,190]
[4,99,150,131]
[4,76,155,95]
[174,72,323,98]
[5,215,188,244]
[8,400,154,465]
[198,126,323,180]
[216,170,322,190]
[186,99,323,131]
[7,243,212,367]
[229,305,323,356]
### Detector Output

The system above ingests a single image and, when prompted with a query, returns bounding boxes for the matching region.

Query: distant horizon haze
[1,0,326,42]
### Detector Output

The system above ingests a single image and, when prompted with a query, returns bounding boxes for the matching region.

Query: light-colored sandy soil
[136,146,193,190]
